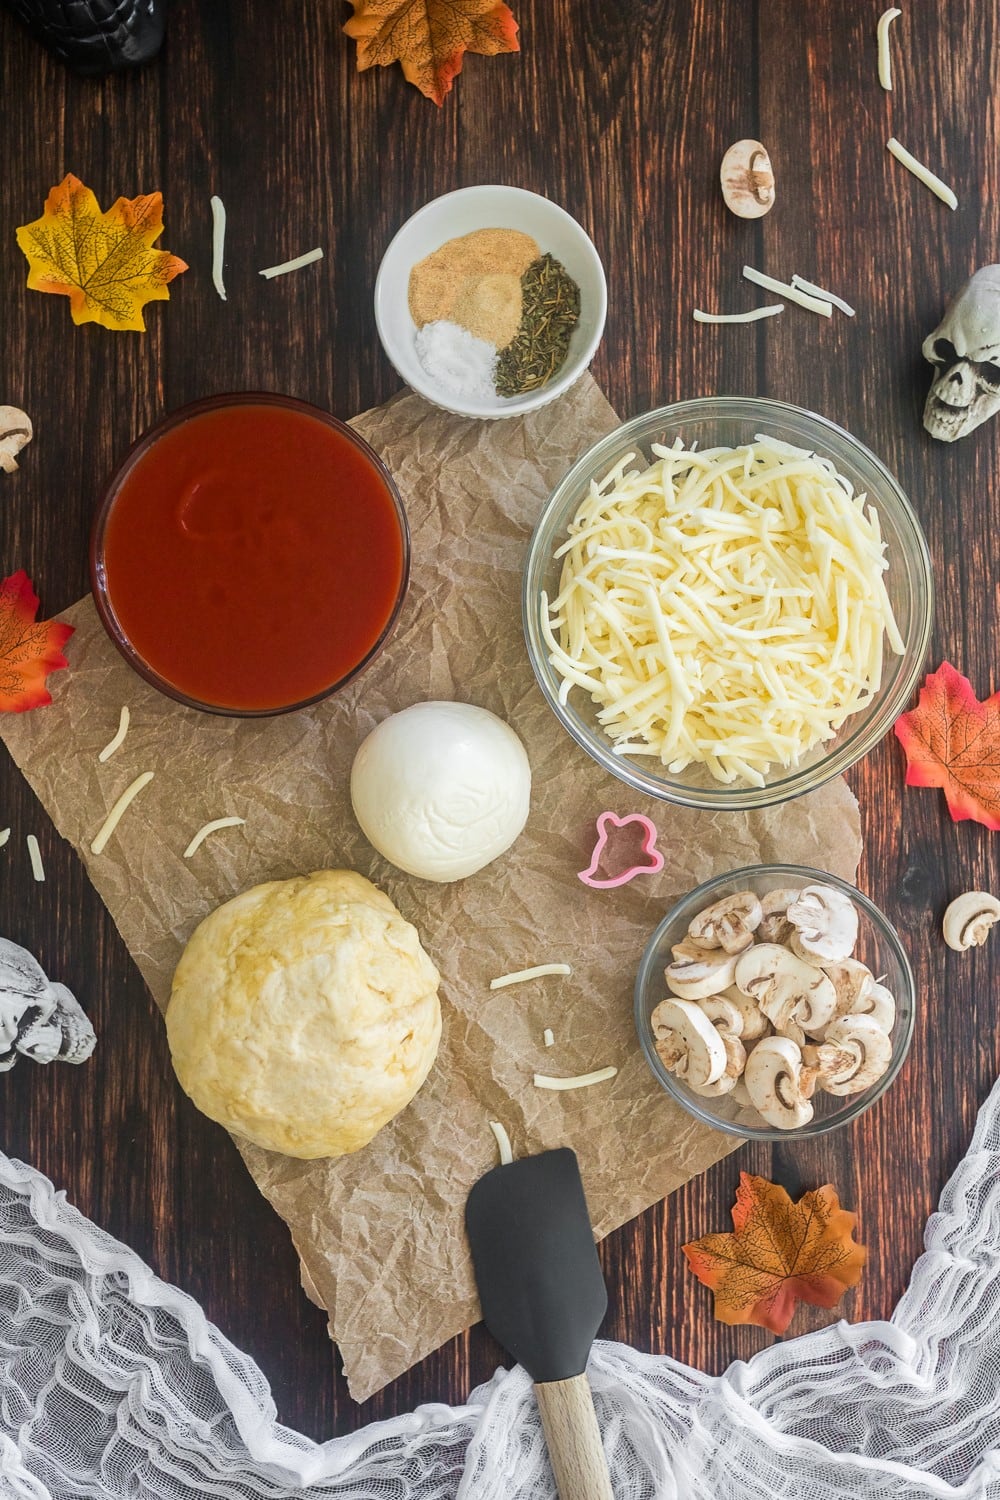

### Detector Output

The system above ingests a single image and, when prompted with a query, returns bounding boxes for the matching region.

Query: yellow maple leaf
[344,0,519,106]
[15,174,188,332]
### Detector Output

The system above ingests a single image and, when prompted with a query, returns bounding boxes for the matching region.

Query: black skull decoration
[923,266,1000,442]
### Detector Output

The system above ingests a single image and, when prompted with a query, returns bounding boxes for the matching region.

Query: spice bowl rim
[522,395,935,809]
[373,183,608,420]
[90,391,411,718]
[634,863,917,1141]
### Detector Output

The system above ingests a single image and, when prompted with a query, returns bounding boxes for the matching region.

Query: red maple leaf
[894,662,1000,830]
[0,572,74,712]
[682,1173,866,1335]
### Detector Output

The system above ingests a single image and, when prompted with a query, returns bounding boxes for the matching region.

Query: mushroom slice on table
[651,996,728,1089]
[942,892,1000,951]
[757,887,802,944]
[664,948,739,1001]
[687,891,762,954]
[787,885,859,963]
[734,942,838,1039]
[812,1014,892,1095]
[744,1035,814,1129]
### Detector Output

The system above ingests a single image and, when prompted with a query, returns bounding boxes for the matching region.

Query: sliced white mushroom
[651,996,728,1087]
[815,1014,892,1095]
[822,957,875,1019]
[664,948,739,1001]
[687,891,762,954]
[786,884,859,963]
[696,994,745,1036]
[942,892,1000,951]
[718,983,771,1040]
[848,980,895,1033]
[744,1035,814,1129]
[757,887,801,944]
[800,1041,857,1095]
[734,942,838,1038]
[688,1030,747,1096]
[0,407,32,473]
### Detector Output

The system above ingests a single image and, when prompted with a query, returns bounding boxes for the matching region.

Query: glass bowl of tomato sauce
[91,394,410,716]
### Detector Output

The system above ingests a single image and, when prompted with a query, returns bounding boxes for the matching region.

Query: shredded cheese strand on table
[543,1028,555,1047]
[742,266,833,316]
[791,275,856,317]
[489,1121,514,1165]
[26,835,44,882]
[98,706,130,763]
[91,772,154,856]
[0,828,9,849]
[534,1067,618,1090]
[183,816,246,859]
[210,196,227,301]
[887,138,958,209]
[489,963,572,990]
[693,305,784,324]
[259,247,324,280]
[543,437,904,787]
[878,7,902,90]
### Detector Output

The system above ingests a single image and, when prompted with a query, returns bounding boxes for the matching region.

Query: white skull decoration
[923,266,1000,441]
[0,936,96,1071]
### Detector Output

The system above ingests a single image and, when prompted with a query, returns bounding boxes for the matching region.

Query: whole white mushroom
[350,701,531,882]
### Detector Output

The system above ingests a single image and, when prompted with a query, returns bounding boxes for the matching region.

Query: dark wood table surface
[1,0,995,1445]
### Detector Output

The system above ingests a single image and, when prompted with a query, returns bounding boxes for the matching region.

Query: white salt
[415,320,498,402]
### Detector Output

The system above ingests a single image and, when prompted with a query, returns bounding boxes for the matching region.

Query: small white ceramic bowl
[374,185,608,420]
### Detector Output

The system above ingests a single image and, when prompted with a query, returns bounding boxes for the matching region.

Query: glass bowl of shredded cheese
[634,864,916,1140]
[523,398,933,807]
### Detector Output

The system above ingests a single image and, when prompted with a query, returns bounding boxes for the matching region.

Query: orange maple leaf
[343,0,519,106]
[894,662,1000,831]
[0,572,74,713]
[682,1173,866,1334]
[15,174,187,332]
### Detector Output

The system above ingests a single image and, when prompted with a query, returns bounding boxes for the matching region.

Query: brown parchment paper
[0,374,862,1400]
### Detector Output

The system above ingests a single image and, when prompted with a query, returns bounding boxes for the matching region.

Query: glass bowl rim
[522,395,935,809]
[90,392,411,718]
[634,862,917,1140]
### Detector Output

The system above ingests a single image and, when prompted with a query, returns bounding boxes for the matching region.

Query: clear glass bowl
[634,864,915,1140]
[522,397,934,809]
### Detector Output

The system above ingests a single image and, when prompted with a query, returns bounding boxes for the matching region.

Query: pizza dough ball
[166,870,441,1159]
[350,701,531,882]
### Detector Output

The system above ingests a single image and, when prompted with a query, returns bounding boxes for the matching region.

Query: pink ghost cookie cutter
[578,811,664,889]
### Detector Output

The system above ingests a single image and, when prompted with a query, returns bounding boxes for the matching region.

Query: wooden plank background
[1,0,997,1441]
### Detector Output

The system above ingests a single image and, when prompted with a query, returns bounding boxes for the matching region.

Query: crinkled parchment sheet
[0,375,861,1400]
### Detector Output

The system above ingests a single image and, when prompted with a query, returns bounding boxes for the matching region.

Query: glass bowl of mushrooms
[634,864,915,1139]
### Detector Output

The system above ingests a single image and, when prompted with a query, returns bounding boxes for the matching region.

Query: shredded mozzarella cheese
[543,1027,555,1047]
[489,963,572,990]
[98,706,130,763]
[887,138,957,209]
[693,305,784,324]
[210,196,227,301]
[791,276,856,317]
[91,772,154,855]
[877,8,902,90]
[489,1120,514,1165]
[183,816,246,859]
[742,266,833,316]
[543,437,904,787]
[26,834,44,882]
[533,1067,618,1090]
[259,247,324,279]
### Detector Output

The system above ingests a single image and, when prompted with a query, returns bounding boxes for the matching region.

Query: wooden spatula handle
[535,1373,614,1499]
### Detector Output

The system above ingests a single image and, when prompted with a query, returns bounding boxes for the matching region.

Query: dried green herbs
[494,253,581,397]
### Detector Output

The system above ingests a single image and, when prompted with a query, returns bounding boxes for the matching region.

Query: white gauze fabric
[3,1077,1000,1498]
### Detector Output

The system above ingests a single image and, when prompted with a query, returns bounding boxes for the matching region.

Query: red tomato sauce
[99,402,406,711]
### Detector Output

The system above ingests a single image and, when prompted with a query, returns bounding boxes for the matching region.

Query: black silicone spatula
[466,1147,614,1499]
